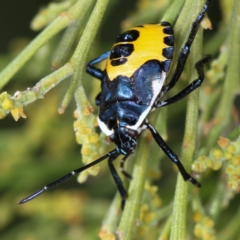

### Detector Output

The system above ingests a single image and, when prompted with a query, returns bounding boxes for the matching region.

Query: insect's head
[109,127,138,155]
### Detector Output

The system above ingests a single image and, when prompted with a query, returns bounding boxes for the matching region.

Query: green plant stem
[31,0,77,31]
[73,0,109,114]
[0,0,110,117]
[117,136,150,240]
[0,0,94,90]
[51,11,91,70]
[158,215,172,240]
[12,64,74,107]
[202,0,240,153]
[101,193,121,237]
[54,0,109,114]
[208,179,225,220]
[58,75,75,114]
[229,126,240,140]
[192,189,205,216]
[170,0,204,239]
[73,0,109,176]
[72,0,109,113]
[217,205,240,240]
[153,203,173,223]
[161,0,184,23]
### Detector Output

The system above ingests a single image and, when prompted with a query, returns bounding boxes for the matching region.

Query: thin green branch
[217,205,240,240]
[72,0,110,102]
[74,0,109,176]
[12,63,74,108]
[60,0,110,114]
[31,0,78,31]
[73,0,110,109]
[203,0,240,153]
[117,136,150,240]
[51,10,91,70]
[208,180,225,220]
[0,0,110,119]
[0,61,73,119]
[153,203,173,223]
[0,0,94,90]
[170,0,204,239]
[158,215,172,240]
[161,0,184,23]
[100,193,121,238]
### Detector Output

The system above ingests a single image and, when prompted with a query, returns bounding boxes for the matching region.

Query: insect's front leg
[86,51,110,106]
[86,51,110,81]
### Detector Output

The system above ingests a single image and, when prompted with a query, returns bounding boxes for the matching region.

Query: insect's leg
[161,0,211,95]
[108,153,129,210]
[146,122,201,187]
[95,92,101,106]
[157,55,210,108]
[120,153,132,179]
[19,150,117,204]
[86,51,110,80]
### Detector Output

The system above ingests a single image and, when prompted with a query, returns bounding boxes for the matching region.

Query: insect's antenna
[18,150,117,204]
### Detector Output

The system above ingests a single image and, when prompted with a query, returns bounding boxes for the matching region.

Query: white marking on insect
[98,117,114,136]
[127,72,166,131]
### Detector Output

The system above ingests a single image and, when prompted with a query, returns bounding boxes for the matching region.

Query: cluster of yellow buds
[73,109,100,183]
[0,91,26,121]
[193,213,216,240]
[138,180,162,236]
[192,136,240,191]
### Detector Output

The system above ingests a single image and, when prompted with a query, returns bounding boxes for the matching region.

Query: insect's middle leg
[120,153,133,179]
[156,56,210,108]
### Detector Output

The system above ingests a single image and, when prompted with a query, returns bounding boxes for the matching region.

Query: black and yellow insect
[19,0,211,208]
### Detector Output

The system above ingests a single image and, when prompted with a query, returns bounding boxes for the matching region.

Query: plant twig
[202,0,240,153]
[117,136,150,240]
[0,0,94,90]
[170,0,205,239]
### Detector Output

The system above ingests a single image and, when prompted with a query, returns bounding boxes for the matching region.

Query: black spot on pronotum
[116,30,140,43]
[162,47,174,59]
[160,22,171,27]
[163,26,174,35]
[110,44,134,59]
[164,36,174,46]
[162,60,172,72]
[111,58,128,66]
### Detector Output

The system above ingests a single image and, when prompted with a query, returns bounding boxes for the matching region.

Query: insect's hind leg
[161,0,211,95]
[146,122,201,187]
